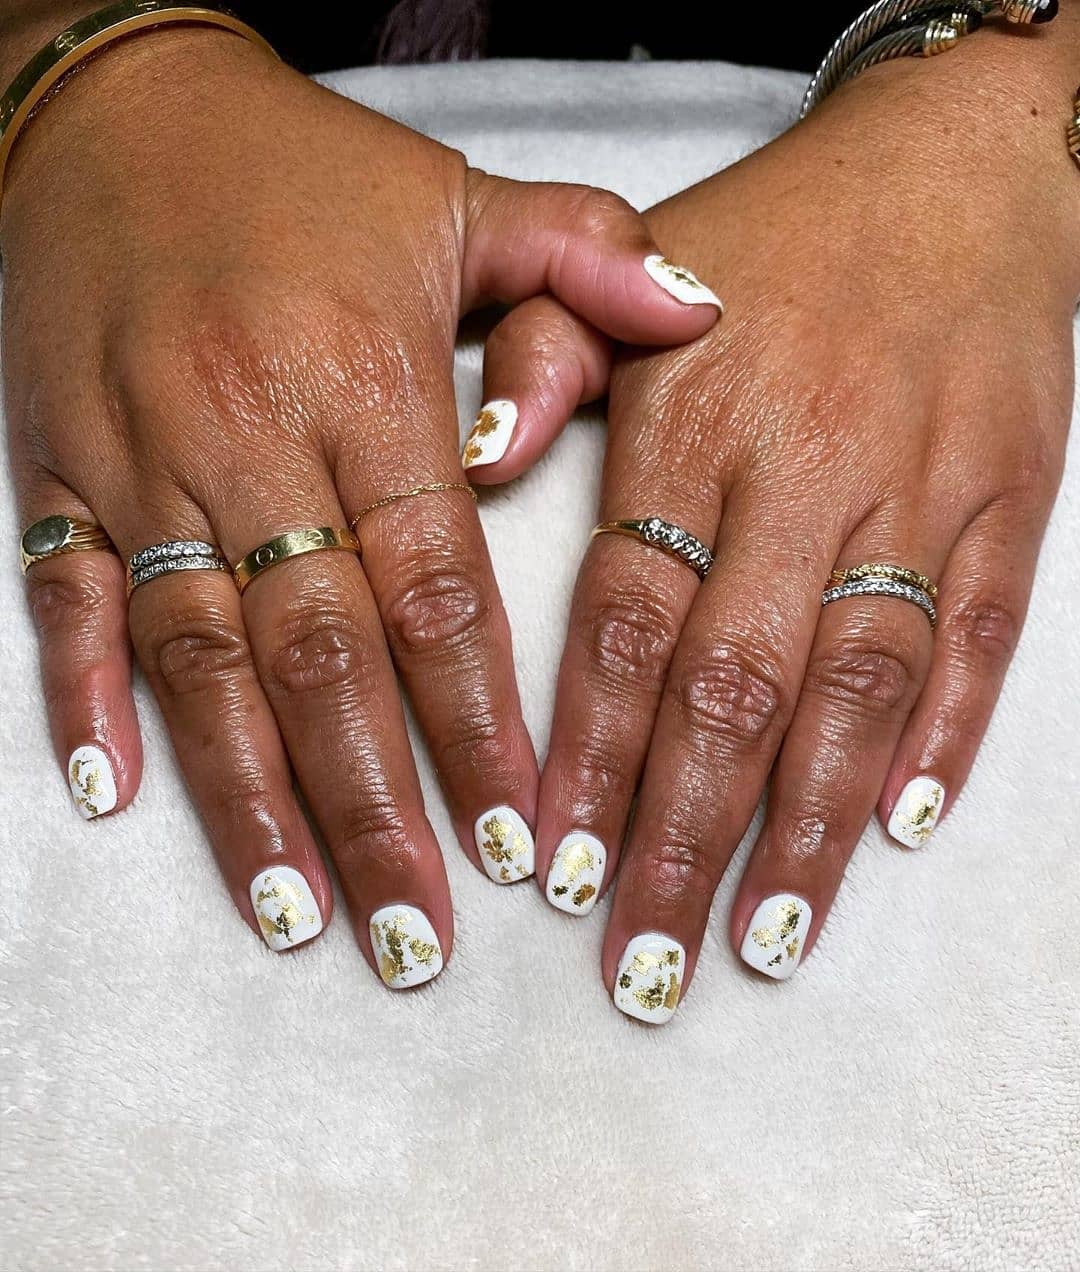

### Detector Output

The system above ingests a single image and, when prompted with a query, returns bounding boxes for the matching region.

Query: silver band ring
[592,516,714,580]
[127,540,230,594]
[822,576,937,627]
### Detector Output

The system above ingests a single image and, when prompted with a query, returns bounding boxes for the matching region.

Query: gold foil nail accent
[663,973,681,1012]
[632,950,662,975]
[69,756,102,817]
[751,926,776,950]
[462,405,500,465]
[408,937,437,966]
[553,884,568,896]
[481,815,529,864]
[633,976,667,1011]
[572,883,596,908]
[750,900,806,968]
[618,972,632,989]
[255,874,316,944]
[896,782,944,843]
[560,840,594,884]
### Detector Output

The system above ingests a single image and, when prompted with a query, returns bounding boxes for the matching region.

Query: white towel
[1,59,1077,1272]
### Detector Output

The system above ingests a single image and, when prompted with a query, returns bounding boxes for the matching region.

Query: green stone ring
[20,514,115,573]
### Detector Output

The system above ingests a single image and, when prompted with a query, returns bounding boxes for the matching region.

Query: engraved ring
[592,517,714,580]
[829,562,937,599]
[20,514,115,573]
[233,526,360,594]
[821,576,937,628]
[127,539,231,594]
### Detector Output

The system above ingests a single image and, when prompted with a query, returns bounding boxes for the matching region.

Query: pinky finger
[22,486,141,820]
[462,295,611,483]
[879,498,1045,848]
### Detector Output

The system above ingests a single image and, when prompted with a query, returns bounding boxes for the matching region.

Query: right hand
[1,24,719,981]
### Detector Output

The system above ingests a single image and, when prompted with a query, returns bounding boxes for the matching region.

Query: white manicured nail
[250,866,323,951]
[462,399,518,469]
[475,806,535,883]
[546,830,605,915]
[643,254,723,310]
[740,895,812,980]
[370,904,444,989]
[888,776,946,848]
[613,932,685,1024]
[67,745,117,820]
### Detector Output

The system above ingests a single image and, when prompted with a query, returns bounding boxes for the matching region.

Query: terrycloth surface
[1,60,1078,1272]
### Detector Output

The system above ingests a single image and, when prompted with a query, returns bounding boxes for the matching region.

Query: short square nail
[613,933,686,1024]
[643,254,723,310]
[740,895,812,980]
[546,830,605,915]
[250,866,323,951]
[462,399,518,468]
[475,806,535,883]
[370,904,444,988]
[68,745,117,820]
[887,776,946,848]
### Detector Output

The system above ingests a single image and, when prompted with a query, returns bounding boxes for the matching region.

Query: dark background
[232,1,862,72]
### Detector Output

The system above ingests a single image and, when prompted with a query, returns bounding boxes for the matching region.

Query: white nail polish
[740,895,812,980]
[643,254,723,311]
[474,806,535,883]
[546,830,606,915]
[888,776,946,848]
[67,745,117,820]
[250,866,323,951]
[462,399,518,469]
[613,932,686,1024]
[370,904,444,988]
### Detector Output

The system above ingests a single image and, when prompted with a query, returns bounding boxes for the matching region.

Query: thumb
[463,171,723,347]
[461,294,611,483]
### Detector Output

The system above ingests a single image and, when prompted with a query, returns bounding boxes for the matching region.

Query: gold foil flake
[657,258,699,288]
[572,883,596,908]
[560,841,595,885]
[751,925,776,950]
[408,937,438,966]
[632,950,662,975]
[481,815,529,864]
[552,884,569,897]
[775,900,801,940]
[69,757,102,816]
[463,405,500,464]
[768,953,782,967]
[663,973,681,1012]
[663,948,680,966]
[255,873,315,943]
[899,784,943,843]
[633,976,667,1011]
[379,952,398,984]
[499,866,510,882]
[618,972,632,989]
[786,939,800,960]
[379,917,408,982]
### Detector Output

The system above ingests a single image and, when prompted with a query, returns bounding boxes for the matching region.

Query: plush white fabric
[1,59,1077,1272]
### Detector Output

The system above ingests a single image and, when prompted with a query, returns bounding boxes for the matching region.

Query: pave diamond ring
[821,575,937,627]
[592,517,714,580]
[127,539,230,594]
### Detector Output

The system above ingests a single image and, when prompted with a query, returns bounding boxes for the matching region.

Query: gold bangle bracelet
[0,1,277,208]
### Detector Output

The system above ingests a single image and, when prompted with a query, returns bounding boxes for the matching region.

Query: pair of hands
[4,24,1076,1019]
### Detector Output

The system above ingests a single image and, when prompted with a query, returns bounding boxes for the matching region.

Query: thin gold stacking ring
[234,527,360,594]
[349,482,477,531]
[828,562,937,599]
[20,514,115,573]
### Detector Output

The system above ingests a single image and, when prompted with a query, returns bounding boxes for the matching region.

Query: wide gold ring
[828,562,937,599]
[20,514,115,573]
[233,527,360,594]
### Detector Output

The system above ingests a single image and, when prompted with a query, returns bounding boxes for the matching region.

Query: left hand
[481,45,1079,1017]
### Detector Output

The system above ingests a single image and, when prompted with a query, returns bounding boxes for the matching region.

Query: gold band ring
[350,482,477,532]
[20,515,115,573]
[593,516,713,580]
[234,527,360,594]
[828,562,937,599]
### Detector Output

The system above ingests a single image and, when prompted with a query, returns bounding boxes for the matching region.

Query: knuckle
[805,642,916,716]
[636,833,719,904]
[266,611,376,696]
[439,704,518,786]
[382,562,489,658]
[570,186,635,239]
[942,596,1021,664]
[564,729,632,817]
[26,571,111,636]
[582,592,681,694]
[670,644,787,749]
[152,618,252,696]
[337,799,422,874]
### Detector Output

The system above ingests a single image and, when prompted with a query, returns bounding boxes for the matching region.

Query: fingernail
[250,866,323,951]
[475,806,535,883]
[67,745,117,820]
[370,904,444,988]
[740,895,812,981]
[546,830,606,915]
[462,399,518,469]
[643,254,723,311]
[888,776,946,848]
[613,932,685,1024]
